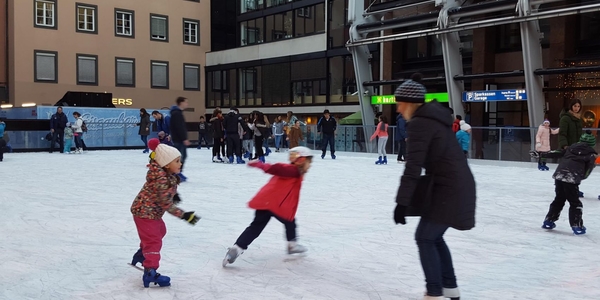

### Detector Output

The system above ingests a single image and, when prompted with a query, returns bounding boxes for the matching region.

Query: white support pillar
[517,0,545,128]
[347,0,377,152]
[437,0,466,118]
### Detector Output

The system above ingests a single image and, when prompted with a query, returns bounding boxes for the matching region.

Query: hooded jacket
[130,162,184,220]
[553,142,597,185]
[535,124,559,152]
[395,101,476,230]
[558,110,583,149]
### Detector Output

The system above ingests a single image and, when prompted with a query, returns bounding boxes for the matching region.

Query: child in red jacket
[130,138,200,287]
[223,146,314,267]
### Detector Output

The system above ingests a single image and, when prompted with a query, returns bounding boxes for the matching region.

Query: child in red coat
[130,138,200,287]
[223,146,314,267]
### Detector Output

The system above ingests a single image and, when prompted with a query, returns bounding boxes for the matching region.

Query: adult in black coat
[169,97,190,179]
[223,107,250,163]
[393,73,476,300]
[137,108,151,153]
[50,106,68,153]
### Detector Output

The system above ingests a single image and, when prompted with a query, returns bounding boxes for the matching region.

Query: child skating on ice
[63,123,74,153]
[130,138,200,287]
[535,119,559,171]
[370,115,389,164]
[223,146,313,267]
[542,132,596,235]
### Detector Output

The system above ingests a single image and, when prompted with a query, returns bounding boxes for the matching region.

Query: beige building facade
[0,0,209,119]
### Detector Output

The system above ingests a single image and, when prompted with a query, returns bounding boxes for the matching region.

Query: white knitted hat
[289,146,313,163]
[154,143,181,167]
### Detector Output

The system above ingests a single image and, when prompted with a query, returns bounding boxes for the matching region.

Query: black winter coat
[169,106,188,143]
[396,102,476,230]
[224,111,249,134]
[553,142,597,185]
[210,117,224,139]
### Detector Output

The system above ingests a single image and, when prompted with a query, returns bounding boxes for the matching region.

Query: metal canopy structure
[346,0,600,128]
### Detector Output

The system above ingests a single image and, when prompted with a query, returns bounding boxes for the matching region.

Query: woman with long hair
[138,108,151,153]
[370,115,389,164]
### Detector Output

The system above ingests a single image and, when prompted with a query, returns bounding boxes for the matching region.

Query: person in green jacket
[558,99,583,150]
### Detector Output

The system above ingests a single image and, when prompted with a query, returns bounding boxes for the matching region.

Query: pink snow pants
[134,216,167,269]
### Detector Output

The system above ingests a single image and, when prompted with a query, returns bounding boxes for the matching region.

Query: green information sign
[371,93,450,104]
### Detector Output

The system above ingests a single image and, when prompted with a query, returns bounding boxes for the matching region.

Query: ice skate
[542,220,556,229]
[131,248,145,267]
[572,226,586,235]
[287,241,307,254]
[212,156,224,163]
[331,154,336,159]
[382,156,387,165]
[236,156,246,164]
[375,156,382,165]
[222,245,244,267]
[579,191,584,198]
[443,287,460,300]
[227,156,234,164]
[142,268,170,288]
[258,156,266,163]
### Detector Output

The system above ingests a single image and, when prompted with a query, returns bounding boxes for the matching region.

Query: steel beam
[347,0,377,152]
[437,0,465,118]
[347,2,600,47]
[517,0,545,130]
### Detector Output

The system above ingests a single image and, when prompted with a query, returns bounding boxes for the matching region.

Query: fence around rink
[3,123,600,162]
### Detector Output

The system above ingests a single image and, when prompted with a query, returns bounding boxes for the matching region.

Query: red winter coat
[452,119,461,133]
[247,162,303,221]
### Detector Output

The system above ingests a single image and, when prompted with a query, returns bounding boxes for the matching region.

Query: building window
[35,0,56,28]
[115,9,134,37]
[34,50,57,83]
[241,69,256,92]
[241,0,264,14]
[77,3,97,34]
[183,19,199,45]
[184,64,201,90]
[116,58,135,87]
[151,61,169,88]
[497,23,522,52]
[77,55,98,85]
[297,7,311,18]
[264,12,292,43]
[212,71,228,91]
[150,14,169,41]
[240,18,264,46]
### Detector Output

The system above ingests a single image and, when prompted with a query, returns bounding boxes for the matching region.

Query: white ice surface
[1,149,599,300]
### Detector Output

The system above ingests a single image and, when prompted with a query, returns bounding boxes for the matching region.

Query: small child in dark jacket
[197,116,210,149]
[542,132,597,235]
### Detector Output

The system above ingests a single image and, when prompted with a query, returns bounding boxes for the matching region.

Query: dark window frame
[114,8,135,38]
[33,50,58,83]
[75,2,98,34]
[151,60,170,89]
[33,0,57,30]
[183,63,201,91]
[76,53,99,86]
[115,57,136,87]
[150,13,169,42]
[183,18,200,45]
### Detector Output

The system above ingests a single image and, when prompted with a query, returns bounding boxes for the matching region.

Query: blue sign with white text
[462,90,527,102]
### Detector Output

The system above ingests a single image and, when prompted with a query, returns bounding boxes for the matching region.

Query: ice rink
[1,149,599,300]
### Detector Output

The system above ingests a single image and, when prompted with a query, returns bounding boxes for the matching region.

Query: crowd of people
[48,107,88,154]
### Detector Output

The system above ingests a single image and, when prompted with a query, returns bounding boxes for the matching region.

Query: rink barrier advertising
[462,90,527,102]
[2,106,168,149]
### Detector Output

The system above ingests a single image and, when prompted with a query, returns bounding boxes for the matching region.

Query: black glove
[181,211,200,225]
[172,193,182,205]
[394,204,407,225]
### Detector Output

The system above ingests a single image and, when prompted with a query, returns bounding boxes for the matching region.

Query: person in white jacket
[71,112,84,153]
[535,119,559,170]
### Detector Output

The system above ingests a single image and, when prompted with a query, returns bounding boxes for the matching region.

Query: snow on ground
[0,149,599,300]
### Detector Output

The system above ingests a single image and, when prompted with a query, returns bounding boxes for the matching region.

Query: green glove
[181,211,200,225]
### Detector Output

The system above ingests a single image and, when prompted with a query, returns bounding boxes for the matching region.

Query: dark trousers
[545,180,583,227]
[173,142,187,172]
[397,139,406,161]
[0,139,5,161]
[415,219,457,297]
[254,135,265,157]
[321,133,335,155]
[141,135,148,151]
[235,210,297,250]
[197,133,209,148]
[50,130,64,153]
[226,134,242,157]
[212,137,224,157]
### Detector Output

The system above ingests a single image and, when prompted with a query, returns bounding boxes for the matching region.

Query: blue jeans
[141,135,148,151]
[275,135,283,149]
[415,219,457,296]
[321,133,335,155]
[173,142,187,172]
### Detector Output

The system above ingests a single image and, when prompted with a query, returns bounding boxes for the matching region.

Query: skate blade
[128,263,144,271]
